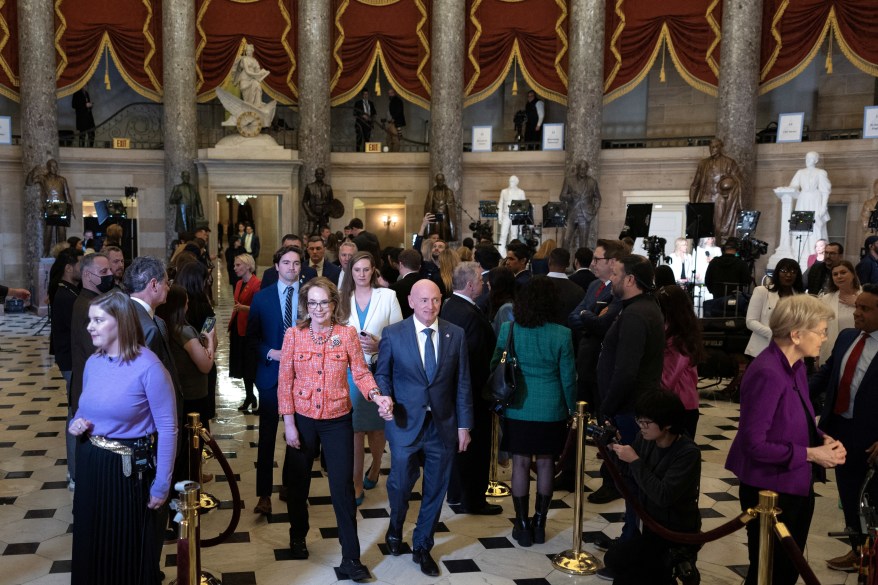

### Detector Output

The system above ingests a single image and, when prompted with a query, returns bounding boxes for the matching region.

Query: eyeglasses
[777,268,797,275]
[592,256,610,262]
[635,418,655,428]
[805,329,828,339]
[307,300,332,308]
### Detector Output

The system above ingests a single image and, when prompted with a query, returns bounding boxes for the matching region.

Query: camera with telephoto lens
[665,546,701,585]
[642,235,668,266]
[585,421,618,446]
[738,236,768,262]
[469,220,494,242]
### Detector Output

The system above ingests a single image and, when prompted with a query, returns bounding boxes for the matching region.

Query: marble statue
[169,171,205,235]
[498,175,527,256]
[234,43,269,108]
[216,43,277,134]
[424,173,458,241]
[302,168,335,236]
[789,151,831,254]
[26,158,74,257]
[560,160,602,250]
[861,179,878,231]
[689,138,743,242]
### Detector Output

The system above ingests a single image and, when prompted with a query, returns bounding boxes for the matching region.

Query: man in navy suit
[247,245,303,518]
[305,235,341,285]
[811,284,878,572]
[261,235,316,290]
[375,279,474,576]
[389,249,422,319]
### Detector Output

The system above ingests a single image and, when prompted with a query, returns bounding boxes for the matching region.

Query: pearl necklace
[309,322,334,345]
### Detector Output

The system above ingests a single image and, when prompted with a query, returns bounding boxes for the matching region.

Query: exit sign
[365,142,382,153]
[112,137,131,149]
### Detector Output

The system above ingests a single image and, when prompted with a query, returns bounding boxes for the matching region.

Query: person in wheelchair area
[602,390,702,584]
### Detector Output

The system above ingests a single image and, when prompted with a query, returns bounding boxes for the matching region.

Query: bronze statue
[861,179,878,231]
[302,167,335,236]
[689,138,743,242]
[169,171,205,235]
[424,172,457,241]
[26,158,74,257]
[560,160,602,250]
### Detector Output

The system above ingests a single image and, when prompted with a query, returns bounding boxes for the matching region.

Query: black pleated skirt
[501,417,568,455]
[72,438,160,585]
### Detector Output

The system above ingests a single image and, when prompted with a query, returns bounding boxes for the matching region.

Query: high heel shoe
[238,397,254,411]
[355,492,365,506]
[363,473,379,490]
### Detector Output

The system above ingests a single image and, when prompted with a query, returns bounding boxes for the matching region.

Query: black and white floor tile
[0,276,861,583]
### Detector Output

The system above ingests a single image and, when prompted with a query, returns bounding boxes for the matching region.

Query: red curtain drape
[0,0,18,100]
[603,0,721,101]
[329,0,431,108]
[463,0,569,106]
[55,0,163,100]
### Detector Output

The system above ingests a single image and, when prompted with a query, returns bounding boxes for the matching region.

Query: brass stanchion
[169,480,222,585]
[486,412,511,497]
[187,413,219,512]
[755,490,779,585]
[552,401,600,575]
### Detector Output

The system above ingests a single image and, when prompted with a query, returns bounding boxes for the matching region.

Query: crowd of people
[30,212,878,584]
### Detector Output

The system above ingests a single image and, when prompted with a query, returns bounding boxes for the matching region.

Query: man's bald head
[409,279,442,326]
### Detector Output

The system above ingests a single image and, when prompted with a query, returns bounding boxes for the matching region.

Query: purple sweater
[725,340,822,497]
[76,347,178,500]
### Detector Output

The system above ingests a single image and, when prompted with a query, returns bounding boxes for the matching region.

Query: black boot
[532,493,552,544]
[512,495,533,547]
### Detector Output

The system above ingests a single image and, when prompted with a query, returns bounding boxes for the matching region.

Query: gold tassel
[825,32,833,74]
[512,57,518,95]
[104,44,111,90]
[374,57,381,96]
[659,38,667,83]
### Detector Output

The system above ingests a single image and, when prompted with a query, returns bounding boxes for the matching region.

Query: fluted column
[298,1,332,235]
[163,0,198,247]
[716,0,763,209]
[565,0,605,248]
[18,0,58,288]
[429,0,465,241]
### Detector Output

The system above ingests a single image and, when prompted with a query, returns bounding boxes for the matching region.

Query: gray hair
[80,252,109,273]
[122,256,167,293]
[452,261,482,291]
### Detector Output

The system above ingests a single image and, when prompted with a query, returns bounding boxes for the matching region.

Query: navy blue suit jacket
[375,317,474,449]
[260,266,317,290]
[319,261,342,285]
[246,286,288,390]
[812,328,878,449]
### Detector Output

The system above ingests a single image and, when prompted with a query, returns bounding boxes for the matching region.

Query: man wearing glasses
[805,241,843,294]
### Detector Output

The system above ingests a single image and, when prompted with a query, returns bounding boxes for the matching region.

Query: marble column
[162,0,198,248]
[429,0,464,242]
[565,0,605,248]
[298,1,332,235]
[18,0,58,289]
[716,0,763,210]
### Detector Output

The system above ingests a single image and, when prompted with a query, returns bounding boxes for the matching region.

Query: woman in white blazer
[666,237,695,282]
[818,260,861,365]
[339,251,403,504]
[745,258,804,357]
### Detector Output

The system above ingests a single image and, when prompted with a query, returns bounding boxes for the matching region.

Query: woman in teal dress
[339,251,403,504]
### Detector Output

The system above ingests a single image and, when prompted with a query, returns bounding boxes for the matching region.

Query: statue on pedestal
[861,179,878,231]
[560,160,601,250]
[216,43,277,138]
[424,173,457,241]
[170,171,205,235]
[498,175,526,256]
[302,168,335,236]
[789,151,831,254]
[26,158,74,258]
[689,138,743,242]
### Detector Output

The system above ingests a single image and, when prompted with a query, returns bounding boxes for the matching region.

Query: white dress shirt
[837,330,878,418]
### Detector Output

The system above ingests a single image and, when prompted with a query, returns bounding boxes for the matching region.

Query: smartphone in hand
[201,316,216,335]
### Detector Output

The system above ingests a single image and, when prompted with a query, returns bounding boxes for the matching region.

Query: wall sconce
[382,214,398,228]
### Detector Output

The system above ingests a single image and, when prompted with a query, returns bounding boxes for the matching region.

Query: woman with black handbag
[490,276,576,547]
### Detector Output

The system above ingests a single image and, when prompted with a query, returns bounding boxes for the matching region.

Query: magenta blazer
[725,340,822,497]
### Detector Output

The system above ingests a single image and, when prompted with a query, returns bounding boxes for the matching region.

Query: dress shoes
[338,558,371,582]
[412,547,440,577]
[587,484,621,504]
[290,539,309,560]
[278,485,288,502]
[253,496,272,515]
[826,550,860,572]
[384,531,404,556]
[449,503,503,515]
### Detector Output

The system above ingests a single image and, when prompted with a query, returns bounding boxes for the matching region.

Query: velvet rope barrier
[596,441,756,545]
[774,523,823,585]
[200,428,242,548]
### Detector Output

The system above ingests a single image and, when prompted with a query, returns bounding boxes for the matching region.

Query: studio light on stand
[788,211,815,268]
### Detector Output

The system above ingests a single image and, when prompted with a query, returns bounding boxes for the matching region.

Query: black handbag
[486,322,518,413]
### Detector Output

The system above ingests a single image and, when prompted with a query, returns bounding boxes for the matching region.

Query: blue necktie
[422,328,436,383]
[284,285,294,330]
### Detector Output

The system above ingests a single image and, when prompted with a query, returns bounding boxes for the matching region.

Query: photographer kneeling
[602,391,701,584]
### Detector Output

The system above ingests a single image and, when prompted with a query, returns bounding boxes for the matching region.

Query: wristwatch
[369,389,382,400]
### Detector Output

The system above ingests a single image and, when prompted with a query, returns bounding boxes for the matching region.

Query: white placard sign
[776,112,804,143]
[0,116,11,145]
[471,126,492,152]
[863,106,878,139]
[542,123,564,151]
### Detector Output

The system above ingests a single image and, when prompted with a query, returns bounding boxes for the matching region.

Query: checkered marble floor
[0,272,863,584]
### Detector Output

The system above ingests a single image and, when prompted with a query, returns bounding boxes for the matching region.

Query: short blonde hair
[769,294,835,340]
[235,253,256,274]
[456,246,473,262]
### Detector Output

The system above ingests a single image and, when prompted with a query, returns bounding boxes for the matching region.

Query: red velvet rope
[775,526,823,585]
[200,430,242,548]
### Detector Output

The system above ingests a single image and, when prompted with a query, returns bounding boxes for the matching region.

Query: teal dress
[348,299,383,431]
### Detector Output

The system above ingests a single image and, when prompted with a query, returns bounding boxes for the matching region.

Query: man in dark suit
[390,249,422,319]
[353,89,375,151]
[440,262,501,516]
[247,245,303,521]
[546,248,585,329]
[506,243,532,287]
[473,244,502,312]
[349,218,381,264]
[261,235,316,290]
[305,235,341,285]
[811,284,878,572]
[375,279,474,576]
[243,222,261,261]
[569,246,597,292]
